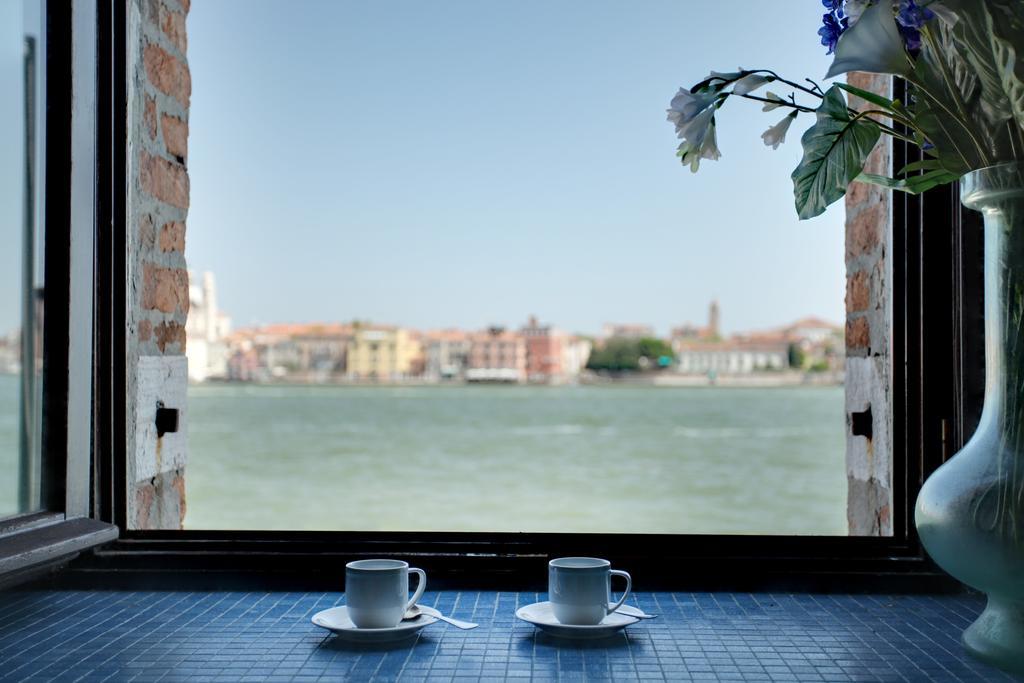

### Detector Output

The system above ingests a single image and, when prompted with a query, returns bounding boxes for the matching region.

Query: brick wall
[126,0,191,529]
[844,72,892,536]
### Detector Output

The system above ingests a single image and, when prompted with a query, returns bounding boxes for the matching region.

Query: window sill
[0,515,118,586]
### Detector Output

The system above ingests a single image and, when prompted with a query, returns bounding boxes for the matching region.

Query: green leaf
[947,10,1009,124]
[791,86,881,220]
[856,168,961,194]
[836,82,898,113]
[910,39,981,175]
[989,10,1024,132]
[898,158,945,175]
[925,0,1024,162]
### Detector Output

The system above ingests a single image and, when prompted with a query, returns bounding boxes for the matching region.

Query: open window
[0,1,981,590]
[0,0,118,584]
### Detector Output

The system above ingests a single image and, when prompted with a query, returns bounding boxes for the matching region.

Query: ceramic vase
[916,162,1024,674]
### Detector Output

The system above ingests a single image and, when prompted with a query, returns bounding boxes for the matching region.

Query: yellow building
[345,326,421,381]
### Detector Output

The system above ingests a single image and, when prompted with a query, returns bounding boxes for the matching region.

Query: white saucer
[312,605,440,642]
[515,601,640,639]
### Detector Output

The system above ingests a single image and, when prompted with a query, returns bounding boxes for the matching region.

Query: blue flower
[894,0,934,51]
[821,0,843,11]
[895,0,934,29]
[899,26,922,51]
[818,12,848,55]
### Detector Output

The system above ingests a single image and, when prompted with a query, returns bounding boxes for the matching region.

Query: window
[0,0,44,519]
[177,2,852,536]
[76,0,973,587]
[0,0,117,581]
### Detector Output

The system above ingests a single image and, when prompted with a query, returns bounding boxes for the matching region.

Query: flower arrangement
[667,0,1024,219]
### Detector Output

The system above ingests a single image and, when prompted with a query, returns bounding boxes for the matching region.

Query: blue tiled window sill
[0,590,1015,682]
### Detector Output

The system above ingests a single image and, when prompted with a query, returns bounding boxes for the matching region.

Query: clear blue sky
[0,1,26,337]
[2,2,848,338]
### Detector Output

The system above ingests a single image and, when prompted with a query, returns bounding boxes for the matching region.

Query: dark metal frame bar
[94,0,126,526]
[38,0,73,515]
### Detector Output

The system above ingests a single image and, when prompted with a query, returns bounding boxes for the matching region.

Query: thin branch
[804,78,826,96]
[758,70,826,100]
[728,92,816,113]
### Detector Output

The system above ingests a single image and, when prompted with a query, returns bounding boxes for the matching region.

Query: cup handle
[405,567,427,612]
[607,569,632,615]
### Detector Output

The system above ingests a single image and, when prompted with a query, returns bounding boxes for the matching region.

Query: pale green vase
[916,162,1024,675]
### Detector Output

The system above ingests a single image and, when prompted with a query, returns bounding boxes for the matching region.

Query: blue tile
[0,590,1017,682]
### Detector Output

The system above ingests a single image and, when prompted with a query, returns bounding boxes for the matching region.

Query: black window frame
[80,14,982,591]
[0,0,119,585]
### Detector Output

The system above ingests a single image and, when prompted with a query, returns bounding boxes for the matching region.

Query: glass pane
[0,0,45,519]
[180,2,859,534]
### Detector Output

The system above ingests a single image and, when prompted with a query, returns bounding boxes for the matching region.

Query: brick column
[126,0,191,529]
[844,73,892,536]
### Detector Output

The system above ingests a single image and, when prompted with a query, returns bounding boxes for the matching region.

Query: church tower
[708,299,720,339]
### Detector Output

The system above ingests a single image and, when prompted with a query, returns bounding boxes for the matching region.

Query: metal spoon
[404,604,479,630]
[619,610,658,619]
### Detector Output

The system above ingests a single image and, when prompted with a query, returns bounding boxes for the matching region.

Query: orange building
[466,327,527,383]
[521,315,565,382]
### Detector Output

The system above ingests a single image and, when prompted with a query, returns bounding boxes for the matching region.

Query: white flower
[667,87,716,133]
[761,112,798,150]
[678,106,715,145]
[761,91,787,112]
[843,0,871,26]
[677,119,721,173]
[675,113,724,172]
[825,0,913,79]
[708,70,744,86]
[732,74,770,95]
[701,121,721,161]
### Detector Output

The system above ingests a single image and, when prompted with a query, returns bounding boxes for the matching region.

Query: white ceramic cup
[548,557,632,625]
[345,559,426,629]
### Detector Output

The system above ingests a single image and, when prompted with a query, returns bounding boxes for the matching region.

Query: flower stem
[759,71,825,100]
[728,92,815,113]
[848,108,921,142]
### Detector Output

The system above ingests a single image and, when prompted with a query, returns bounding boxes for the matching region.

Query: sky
[0,1,26,336]
[1,2,848,338]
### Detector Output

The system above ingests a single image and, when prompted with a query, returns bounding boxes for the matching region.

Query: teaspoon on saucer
[404,604,479,630]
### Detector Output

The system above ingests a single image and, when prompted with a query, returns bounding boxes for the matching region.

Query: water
[186,383,847,534]
[0,375,17,517]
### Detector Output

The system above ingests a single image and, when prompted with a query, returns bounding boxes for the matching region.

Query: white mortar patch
[134,355,188,482]
[845,355,892,493]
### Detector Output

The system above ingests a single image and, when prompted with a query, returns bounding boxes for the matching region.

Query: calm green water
[186,383,847,534]
[0,375,17,517]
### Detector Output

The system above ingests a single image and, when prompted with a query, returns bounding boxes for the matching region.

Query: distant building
[291,323,351,380]
[520,315,592,383]
[423,329,471,381]
[671,300,721,341]
[671,302,841,376]
[226,322,352,381]
[466,327,527,383]
[522,315,565,383]
[783,317,840,346]
[346,326,421,381]
[185,271,231,382]
[561,337,593,379]
[0,329,19,375]
[674,339,789,375]
[601,323,655,340]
